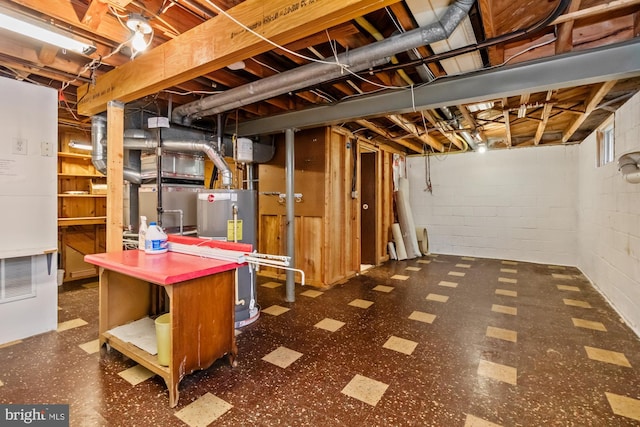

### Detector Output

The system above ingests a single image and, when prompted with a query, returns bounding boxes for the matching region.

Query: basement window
[597,116,615,167]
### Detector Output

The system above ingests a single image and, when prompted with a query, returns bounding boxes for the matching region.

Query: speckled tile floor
[2,254,640,426]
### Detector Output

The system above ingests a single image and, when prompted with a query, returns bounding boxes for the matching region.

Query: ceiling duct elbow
[92,116,144,184]
[95,114,232,186]
[161,139,233,187]
[91,115,107,175]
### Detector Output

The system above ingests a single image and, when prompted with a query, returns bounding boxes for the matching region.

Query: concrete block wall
[577,90,640,335]
[407,145,579,265]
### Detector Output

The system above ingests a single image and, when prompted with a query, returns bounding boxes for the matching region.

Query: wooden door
[360,151,377,265]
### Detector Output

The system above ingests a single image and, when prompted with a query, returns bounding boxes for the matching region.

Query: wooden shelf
[103,331,170,376]
[58,217,107,226]
[58,152,92,159]
[57,134,106,283]
[58,194,106,198]
[58,173,105,178]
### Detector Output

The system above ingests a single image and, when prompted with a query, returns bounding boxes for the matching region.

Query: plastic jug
[145,222,168,254]
[138,216,148,251]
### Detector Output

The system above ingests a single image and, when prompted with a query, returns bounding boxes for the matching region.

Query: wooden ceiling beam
[457,104,487,142]
[387,114,444,152]
[477,0,504,66]
[556,0,582,54]
[551,0,640,25]
[37,45,59,65]
[517,93,530,118]
[533,91,556,145]
[0,38,89,78]
[355,119,424,153]
[77,0,401,115]
[387,2,443,79]
[562,80,617,143]
[422,110,463,150]
[274,23,360,54]
[10,0,131,42]
[82,0,112,30]
[533,103,554,145]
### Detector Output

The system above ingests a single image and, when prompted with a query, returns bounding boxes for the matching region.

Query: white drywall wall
[577,90,640,335]
[0,77,58,344]
[407,144,579,265]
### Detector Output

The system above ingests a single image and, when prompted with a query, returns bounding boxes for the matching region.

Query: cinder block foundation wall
[407,145,579,266]
[577,90,640,335]
[407,91,640,336]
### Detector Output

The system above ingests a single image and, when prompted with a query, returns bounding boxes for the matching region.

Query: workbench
[85,244,248,407]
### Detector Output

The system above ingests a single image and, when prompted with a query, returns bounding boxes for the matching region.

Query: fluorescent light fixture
[0,9,96,55]
[69,141,93,151]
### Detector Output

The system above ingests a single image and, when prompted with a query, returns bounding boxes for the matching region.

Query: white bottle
[145,222,168,254]
[138,216,148,251]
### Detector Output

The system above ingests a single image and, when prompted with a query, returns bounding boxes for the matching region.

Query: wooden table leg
[168,378,180,408]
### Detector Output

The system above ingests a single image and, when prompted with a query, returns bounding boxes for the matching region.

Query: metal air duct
[171,0,475,124]
[123,137,233,187]
[91,115,143,184]
[91,116,234,187]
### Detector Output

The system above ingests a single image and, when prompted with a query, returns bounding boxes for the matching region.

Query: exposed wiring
[420,111,429,136]
[162,89,224,96]
[498,35,558,67]
[0,67,40,85]
[108,5,130,19]
[340,86,389,101]
[62,96,80,121]
[202,0,349,68]
[424,151,432,194]
[343,67,412,90]
[385,6,436,82]
[323,24,412,91]
[131,0,179,37]
[337,32,559,105]
[310,89,336,103]
[378,0,571,76]
[250,57,281,74]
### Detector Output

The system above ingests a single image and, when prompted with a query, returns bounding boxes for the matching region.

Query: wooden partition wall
[257,126,397,288]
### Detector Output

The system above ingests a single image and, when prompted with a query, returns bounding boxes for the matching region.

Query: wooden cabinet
[85,249,239,407]
[57,138,107,282]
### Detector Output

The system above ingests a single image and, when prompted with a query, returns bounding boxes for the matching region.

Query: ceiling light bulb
[478,144,487,154]
[131,31,148,52]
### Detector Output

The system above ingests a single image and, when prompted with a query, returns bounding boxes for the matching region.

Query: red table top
[84,250,243,285]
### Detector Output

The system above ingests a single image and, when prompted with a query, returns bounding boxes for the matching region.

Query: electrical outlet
[41,141,54,157]
[12,138,27,155]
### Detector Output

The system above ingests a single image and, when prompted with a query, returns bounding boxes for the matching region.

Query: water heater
[197,190,257,326]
